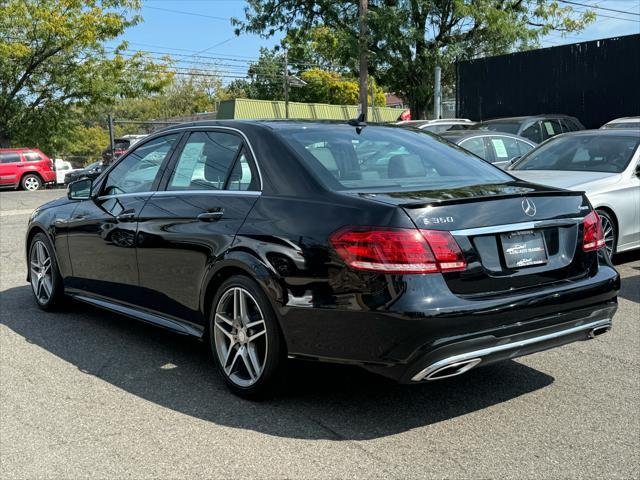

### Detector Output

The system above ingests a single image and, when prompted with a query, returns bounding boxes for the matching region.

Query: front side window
[521,122,543,143]
[279,126,511,191]
[541,120,562,140]
[0,153,21,164]
[459,137,487,158]
[513,134,639,173]
[517,140,535,155]
[168,131,242,191]
[102,134,178,196]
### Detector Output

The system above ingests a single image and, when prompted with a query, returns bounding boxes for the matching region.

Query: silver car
[509,129,640,257]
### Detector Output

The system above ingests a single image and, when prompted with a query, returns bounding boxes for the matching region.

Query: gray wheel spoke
[225,345,242,374]
[215,312,234,326]
[42,257,51,274]
[248,329,266,342]
[241,347,258,381]
[214,321,235,341]
[41,277,52,297]
[246,319,264,329]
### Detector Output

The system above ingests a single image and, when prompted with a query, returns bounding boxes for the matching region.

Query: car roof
[479,114,575,124]
[438,131,534,143]
[604,116,640,124]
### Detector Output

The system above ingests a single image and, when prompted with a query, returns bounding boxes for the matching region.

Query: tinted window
[541,120,562,140]
[103,134,178,195]
[459,137,486,158]
[488,136,520,160]
[168,131,242,191]
[513,134,639,173]
[521,122,543,143]
[279,126,510,191]
[0,153,21,164]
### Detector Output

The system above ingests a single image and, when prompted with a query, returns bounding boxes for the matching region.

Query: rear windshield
[513,134,639,173]
[277,125,511,191]
[473,122,521,134]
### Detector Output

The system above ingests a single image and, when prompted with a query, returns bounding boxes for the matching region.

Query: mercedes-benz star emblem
[522,198,537,217]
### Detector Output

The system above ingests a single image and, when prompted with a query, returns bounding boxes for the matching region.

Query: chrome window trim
[145,125,265,191]
[451,217,583,236]
[153,190,262,197]
[97,191,155,201]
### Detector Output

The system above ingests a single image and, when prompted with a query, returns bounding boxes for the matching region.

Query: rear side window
[279,126,510,191]
[23,152,43,161]
[488,136,520,160]
[168,131,242,191]
[541,120,562,140]
[0,153,21,163]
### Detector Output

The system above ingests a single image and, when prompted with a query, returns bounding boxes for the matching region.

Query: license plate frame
[501,230,548,269]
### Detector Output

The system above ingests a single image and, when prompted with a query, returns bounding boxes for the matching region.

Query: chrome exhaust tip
[412,357,482,382]
[589,324,611,338]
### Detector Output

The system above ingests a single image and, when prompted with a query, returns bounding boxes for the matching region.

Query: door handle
[116,210,136,222]
[197,210,224,222]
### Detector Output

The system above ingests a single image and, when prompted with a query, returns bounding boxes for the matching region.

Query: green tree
[234,0,595,119]
[0,0,172,151]
[245,47,285,100]
[292,69,385,106]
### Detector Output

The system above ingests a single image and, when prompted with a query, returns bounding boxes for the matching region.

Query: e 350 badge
[423,216,455,225]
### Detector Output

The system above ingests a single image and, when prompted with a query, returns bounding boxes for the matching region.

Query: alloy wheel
[24,176,41,191]
[30,240,53,303]
[214,287,268,387]
[599,214,615,258]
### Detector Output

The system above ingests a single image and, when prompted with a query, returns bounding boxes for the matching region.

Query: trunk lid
[356,181,596,296]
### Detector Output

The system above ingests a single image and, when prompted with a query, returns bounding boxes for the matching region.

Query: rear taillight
[582,211,605,252]
[329,227,466,274]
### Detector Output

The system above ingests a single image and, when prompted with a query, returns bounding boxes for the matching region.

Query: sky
[109,0,640,81]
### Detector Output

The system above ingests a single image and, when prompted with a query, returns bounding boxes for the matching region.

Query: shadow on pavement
[1,284,554,440]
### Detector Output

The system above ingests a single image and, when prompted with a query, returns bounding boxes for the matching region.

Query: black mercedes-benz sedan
[26,120,619,398]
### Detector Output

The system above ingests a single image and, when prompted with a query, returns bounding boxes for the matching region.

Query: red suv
[0,148,56,191]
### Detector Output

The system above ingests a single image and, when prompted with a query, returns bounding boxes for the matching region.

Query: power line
[143,5,232,21]
[557,0,640,16]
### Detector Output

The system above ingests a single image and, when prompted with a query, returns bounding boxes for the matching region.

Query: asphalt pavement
[1,189,638,479]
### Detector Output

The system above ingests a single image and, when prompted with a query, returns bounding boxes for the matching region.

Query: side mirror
[67,178,92,200]
[635,163,640,178]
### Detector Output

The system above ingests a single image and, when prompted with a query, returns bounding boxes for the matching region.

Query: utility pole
[107,114,115,165]
[283,49,289,119]
[433,66,442,120]
[370,77,375,122]
[358,0,368,120]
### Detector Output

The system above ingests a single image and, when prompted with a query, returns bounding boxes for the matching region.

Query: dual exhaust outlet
[412,320,612,382]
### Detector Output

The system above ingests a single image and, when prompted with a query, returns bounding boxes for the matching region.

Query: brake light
[582,211,605,252]
[330,227,466,274]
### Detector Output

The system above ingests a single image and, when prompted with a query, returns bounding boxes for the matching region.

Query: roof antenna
[348,113,367,134]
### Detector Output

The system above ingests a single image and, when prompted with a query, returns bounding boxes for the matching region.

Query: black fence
[456,34,640,129]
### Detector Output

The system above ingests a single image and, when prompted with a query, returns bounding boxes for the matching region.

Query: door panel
[136,192,259,324]
[0,152,21,186]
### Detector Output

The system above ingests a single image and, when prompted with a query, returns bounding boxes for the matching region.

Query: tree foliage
[0,0,173,150]
[234,0,596,118]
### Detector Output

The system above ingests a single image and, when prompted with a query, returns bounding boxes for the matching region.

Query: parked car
[63,161,103,185]
[0,148,56,191]
[601,117,640,130]
[439,131,536,167]
[471,115,584,144]
[397,118,476,133]
[510,129,640,258]
[54,159,81,185]
[101,135,147,166]
[27,120,619,398]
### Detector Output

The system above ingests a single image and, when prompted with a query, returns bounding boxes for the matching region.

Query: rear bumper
[40,170,56,183]
[280,263,620,379]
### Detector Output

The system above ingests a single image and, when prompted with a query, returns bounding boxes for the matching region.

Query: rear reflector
[330,227,466,274]
[582,211,605,252]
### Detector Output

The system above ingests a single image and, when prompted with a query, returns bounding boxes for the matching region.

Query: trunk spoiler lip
[398,189,586,209]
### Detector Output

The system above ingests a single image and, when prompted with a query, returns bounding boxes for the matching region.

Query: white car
[396,118,476,133]
[53,159,81,185]
[510,130,640,257]
[601,117,640,130]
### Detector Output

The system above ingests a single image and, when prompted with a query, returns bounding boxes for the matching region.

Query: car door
[135,129,261,327]
[616,155,640,250]
[64,133,181,304]
[0,152,22,187]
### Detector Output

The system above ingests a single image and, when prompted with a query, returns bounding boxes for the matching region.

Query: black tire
[596,209,617,259]
[209,275,286,399]
[28,232,65,310]
[21,174,42,191]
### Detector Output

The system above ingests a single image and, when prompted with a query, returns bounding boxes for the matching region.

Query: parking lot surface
[1,189,639,479]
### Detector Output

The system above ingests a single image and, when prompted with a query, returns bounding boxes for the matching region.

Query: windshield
[277,125,511,191]
[513,134,639,173]
[473,122,521,134]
